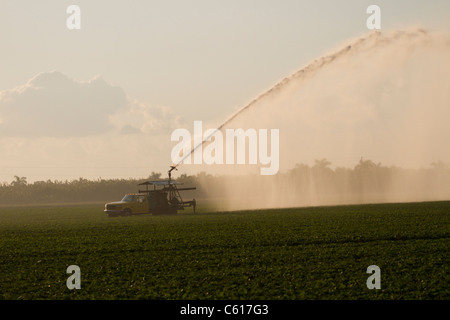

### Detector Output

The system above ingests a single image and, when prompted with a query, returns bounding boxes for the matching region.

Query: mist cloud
[179,29,450,210]
[215,29,450,170]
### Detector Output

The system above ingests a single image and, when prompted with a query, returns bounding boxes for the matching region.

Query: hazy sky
[0,1,449,182]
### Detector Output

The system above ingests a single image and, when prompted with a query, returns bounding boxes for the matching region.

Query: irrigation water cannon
[168,165,177,185]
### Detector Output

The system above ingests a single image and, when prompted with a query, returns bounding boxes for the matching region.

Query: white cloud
[0,71,188,182]
[109,99,185,135]
[0,71,183,137]
[0,72,126,136]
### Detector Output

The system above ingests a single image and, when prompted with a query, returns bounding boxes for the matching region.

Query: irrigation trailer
[104,166,196,217]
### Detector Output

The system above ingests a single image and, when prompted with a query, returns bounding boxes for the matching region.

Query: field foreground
[0,201,449,300]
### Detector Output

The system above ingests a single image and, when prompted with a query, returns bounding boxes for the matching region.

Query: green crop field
[0,201,449,300]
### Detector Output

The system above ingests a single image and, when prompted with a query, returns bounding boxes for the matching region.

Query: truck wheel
[123,209,132,217]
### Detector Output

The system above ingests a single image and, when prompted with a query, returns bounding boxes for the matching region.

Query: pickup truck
[104,180,196,217]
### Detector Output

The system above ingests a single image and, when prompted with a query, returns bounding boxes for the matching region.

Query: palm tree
[431,161,447,172]
[313,158,331,170]
[11,176,27,187]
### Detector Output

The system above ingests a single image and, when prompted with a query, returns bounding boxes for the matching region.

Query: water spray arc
[171,30,395,170]
[169,28,450,210]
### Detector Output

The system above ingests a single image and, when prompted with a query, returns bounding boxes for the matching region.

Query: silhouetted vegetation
[0,159,449,206]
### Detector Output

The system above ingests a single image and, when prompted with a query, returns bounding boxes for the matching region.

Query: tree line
[0,159,449,207]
